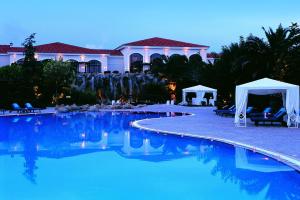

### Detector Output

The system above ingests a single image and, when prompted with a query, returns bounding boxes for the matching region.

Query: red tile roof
[118,37,209,48]
[1,42,123,56]
[0,45,11,53]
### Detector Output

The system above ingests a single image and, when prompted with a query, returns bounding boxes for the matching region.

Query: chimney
[9,42,13,47]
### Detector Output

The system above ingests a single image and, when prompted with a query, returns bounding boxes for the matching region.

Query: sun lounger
[25,103,42,113]
[0,108,6,114]
[250,107,286,126]
[214,105,235,116]
[224,106,254,117]
[213,105,230,112]
[214,105,235,115]
[221,108,236,116]
[249,107,272,117]
[11,103,28,113]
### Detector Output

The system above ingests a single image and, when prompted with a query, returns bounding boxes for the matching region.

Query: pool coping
[132,117,300,172]
[0,111,55,117]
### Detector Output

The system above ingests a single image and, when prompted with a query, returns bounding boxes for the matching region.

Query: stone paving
[132,104,300,169]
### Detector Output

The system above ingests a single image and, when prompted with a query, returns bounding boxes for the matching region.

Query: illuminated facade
[0,37,209,73]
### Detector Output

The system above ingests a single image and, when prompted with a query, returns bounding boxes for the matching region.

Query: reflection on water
[0,112,300,200]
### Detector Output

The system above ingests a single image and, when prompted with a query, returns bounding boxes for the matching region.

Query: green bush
[140,83,168,103]
[0,64,23,80]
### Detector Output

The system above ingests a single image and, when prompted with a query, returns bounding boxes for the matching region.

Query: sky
[0,0,299,52]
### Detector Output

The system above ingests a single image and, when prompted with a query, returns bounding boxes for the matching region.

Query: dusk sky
[0,0,299,52]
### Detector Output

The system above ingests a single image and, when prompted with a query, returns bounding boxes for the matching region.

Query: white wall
[5,52,109,73]
[0,55,10,67]
[107,56,124,72]
[1,45,209,73]
[120,46,208,72]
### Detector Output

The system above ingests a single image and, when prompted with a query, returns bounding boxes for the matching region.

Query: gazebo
[235,78,299,128]
[182,85,217,106]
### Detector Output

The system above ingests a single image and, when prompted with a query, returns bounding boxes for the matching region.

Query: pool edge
[132,118,300,172]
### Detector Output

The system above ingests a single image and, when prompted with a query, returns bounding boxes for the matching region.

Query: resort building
[0,37,210,73]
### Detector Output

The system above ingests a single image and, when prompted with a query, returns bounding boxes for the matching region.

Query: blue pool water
[0,112,300,200]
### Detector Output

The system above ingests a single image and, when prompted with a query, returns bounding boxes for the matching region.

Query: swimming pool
[0,111,300,200]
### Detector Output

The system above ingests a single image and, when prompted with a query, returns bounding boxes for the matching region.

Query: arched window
[150,53,162,63]
[15,58,24,65]
[66,59,80,72]
[169,54,181,58]
[130,53,143,72]
[86,60,101,73]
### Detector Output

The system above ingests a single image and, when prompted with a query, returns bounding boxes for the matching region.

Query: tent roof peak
[183,84,217,92]
[237,78,299,89]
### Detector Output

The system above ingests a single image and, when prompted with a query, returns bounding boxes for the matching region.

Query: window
[86,60,102,73]
[150,53,162,63]
[15,58,24,65]
[130,53,143,72]
[66,59,80,72]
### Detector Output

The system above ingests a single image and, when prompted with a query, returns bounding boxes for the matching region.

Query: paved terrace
[132,104,300,170]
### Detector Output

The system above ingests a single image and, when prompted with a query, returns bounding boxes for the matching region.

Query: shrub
[66,89,98,105]
[140,83,168,103]
[0,64,23,81]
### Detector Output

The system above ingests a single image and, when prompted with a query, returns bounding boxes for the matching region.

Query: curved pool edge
[132,118,300,172]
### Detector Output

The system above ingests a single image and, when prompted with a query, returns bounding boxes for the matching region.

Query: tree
[22,33,41,83]
[210,23,300,105]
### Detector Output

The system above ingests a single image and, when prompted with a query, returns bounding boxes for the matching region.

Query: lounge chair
[246,107,254,116]
[249,107,272,118]
[11,103,28,113]
[25,103,42,113]
[214,105,235,115]
[213,105,230,112]
[221,106,254,117]
[250,107,286,126]
[0,108,6,114]
[225,106,255,117]
[221,108,236,116]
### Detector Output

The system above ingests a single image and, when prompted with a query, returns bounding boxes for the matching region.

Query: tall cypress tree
[22,33,40,83]
[21,33,43,102]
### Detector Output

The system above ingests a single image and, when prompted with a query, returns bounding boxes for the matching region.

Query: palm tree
[212,23,300,103]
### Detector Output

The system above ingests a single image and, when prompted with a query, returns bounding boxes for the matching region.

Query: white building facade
[0,37,209,73]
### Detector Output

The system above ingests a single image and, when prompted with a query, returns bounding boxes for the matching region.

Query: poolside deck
[132,104,300,170]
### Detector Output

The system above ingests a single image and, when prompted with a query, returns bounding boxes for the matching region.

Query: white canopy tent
[182,85,217,106]
[235,78,299,128]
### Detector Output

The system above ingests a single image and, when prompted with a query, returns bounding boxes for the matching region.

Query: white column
[101,54,108,72]
[122,48,130,72]
[235,88,248,127]
[200,48,208,63]
[182,91,187,104]
[143,48,149,63]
